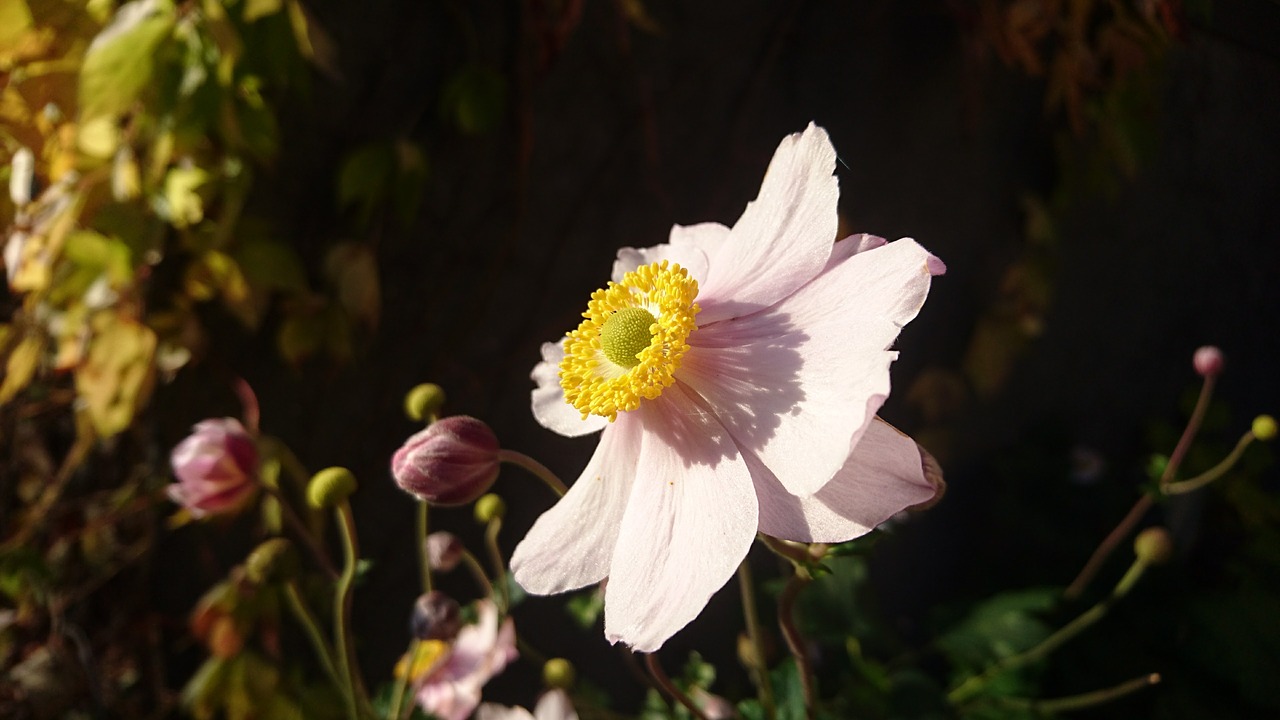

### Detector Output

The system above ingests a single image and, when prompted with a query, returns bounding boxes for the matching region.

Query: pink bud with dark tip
[392,416,501,505]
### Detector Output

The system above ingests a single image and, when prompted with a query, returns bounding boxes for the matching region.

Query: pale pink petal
[823,233,887,271]
[512,417,644,594]
[534,689,579,720]
[612,240,712,286]
[477,704,536,720]
[531,340,608,438]
[753,417,941,542]
[418,680,481,720]
[679,238,941,496]
[696,124,839,323]
[602,386,757,651]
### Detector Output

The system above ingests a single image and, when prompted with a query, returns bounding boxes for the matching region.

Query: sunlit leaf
[0,0,34,49]
[78,0,176,122]
[0,335,43,405]
[162,165,210,228]
[277,304,324,365]
[74,314,157,437]
[243,0,284,23]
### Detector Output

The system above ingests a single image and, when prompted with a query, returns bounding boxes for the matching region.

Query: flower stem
[644,653,710,720]
[777,568,817,718]
[460,549,496,598]
[416,501,433,593]
[388,640,423,720]
[484,517,509,611]
[263,484,338,580]
[497,449,568,497]
[991,673,1161,713]
[232,376,260,435]
[333,502,368,719]
[949,558,1149,706]
[737,560,776,720]
[1164,430,1257,495]
[283,581,343,691]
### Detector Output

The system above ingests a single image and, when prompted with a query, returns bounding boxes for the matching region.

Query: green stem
[737,560,776,720]
[460,549,496,598]
[1164,430,1257,495]
[949,559,1149,706]
[777,568,816,718]
[497,449,568,497]
[484,518,509,611]
[283,581,343,691]
[263,484,338,580]
[644,653,710,720]
[388,640,423,720]
[416,501,433,593]
[992,673,1161,713]
[333,503,367,719]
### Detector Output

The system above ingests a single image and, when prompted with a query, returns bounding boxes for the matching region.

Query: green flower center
[599,307,657,369]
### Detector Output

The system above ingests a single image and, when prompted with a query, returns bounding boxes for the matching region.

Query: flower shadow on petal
[678,306,807,462]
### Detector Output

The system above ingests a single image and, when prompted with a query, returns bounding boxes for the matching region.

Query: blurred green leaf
[78,0,176,122]
[324,242,380,328]
[566,588,604,629]
[439,65,506,135]
[938,588,1058,673]
[162,165,211,229]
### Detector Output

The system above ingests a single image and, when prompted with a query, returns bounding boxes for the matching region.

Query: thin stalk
[484,518,509,611]
[993,673,1161,713]
[644,653,710,720]
[263,485,338,580]
[333,503,366,719]
[389,640,423,720]
[950,559,1149,705]
[497,449,567,497]
[283,582,343,690]
[1164,430,1257,494]
[416,501,433,593]
[777,569,816,718]
[737,560,776,720]
[460,549,496,598]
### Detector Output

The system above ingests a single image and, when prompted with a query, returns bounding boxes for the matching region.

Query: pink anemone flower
[168,418,259,519]
[476,689,578,720]
[511,123,945,651]
[414,599,518,720]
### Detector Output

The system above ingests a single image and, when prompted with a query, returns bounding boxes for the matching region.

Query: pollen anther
[559,261,700,420]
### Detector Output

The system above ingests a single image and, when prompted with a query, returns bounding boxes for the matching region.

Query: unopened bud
[1134,527,1174,566]
[411,591,462,642]
[245,538,299,585]
[392,416,500,506]
[1192,346,1225,377]
[426,532,464,572]
[474,493,505,523]
[691,688,736,720]
[404,383,447,422]
[1253,415,1277,442]
[543,658,575,689]
[308,467,358,509]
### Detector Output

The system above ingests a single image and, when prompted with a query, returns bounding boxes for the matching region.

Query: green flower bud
[404,383,447,422]
[543,657,575,689]
[1134,527,1174,566]
[1253,415,1277,442]
[245,538,299,585]
[474,493,505,523]
[308,467,358,509]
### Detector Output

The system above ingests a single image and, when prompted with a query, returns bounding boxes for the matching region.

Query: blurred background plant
[2,0,1278,718]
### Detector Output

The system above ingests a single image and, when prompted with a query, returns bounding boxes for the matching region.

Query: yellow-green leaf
[243,0,283,22]
[0,335,43,405]
[78,0,176,122]
[74,315,156,437]
[324,242,379,328]
[163,165,210,228]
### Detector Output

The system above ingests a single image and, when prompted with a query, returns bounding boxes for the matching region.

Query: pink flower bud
[392,416,500,505]
[168,418,258,518]
[426,531,464,572]
[1192,345,1224,377]
[411,591,462,642]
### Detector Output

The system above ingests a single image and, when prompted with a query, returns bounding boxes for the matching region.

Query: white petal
[477,705,535,720]
[511,417,643,594]
[611,225,719,285]
[823,233,886,271]
[696,124,839,323]
[602,386,757,652]
[534,690,579,720]
[680,237,941,497]
[531,340,608,437]
[753,417,942,542]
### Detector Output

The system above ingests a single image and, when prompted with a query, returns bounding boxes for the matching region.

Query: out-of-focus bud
[426,531,464,572]
[691,688,737,720]
[308,466,358,509]
[208,615,244,658]
[542,657,575,689]
[404,383,447,422]
[1134,527,1174,566]
[9,147,33,206]
[168,418,259,519]
[474,493,505,523]
[392,416,500,506]
[411,591,462,642]
[1252,415,1277,442]
[245,538,299,585]
[1192,346,1225,378]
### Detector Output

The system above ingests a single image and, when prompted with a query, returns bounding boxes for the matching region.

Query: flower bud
[542,657,575,689]
[168,418,259,519]
[411,591,462,642]
[245,538,299,585]
[1134,527,1174,566]
[308,467,358,509]
[1253,415,1277,442]
[691,688,736,720]
[392,416,500,506]
[1192,346,1225,377]
[405,383,447,422]
[426,531,464,572]
[474,493,505,523]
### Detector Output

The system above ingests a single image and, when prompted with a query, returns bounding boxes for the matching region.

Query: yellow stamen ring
[560,261,700,421]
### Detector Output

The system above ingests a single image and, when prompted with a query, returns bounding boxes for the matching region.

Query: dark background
[154,0,1280,716]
